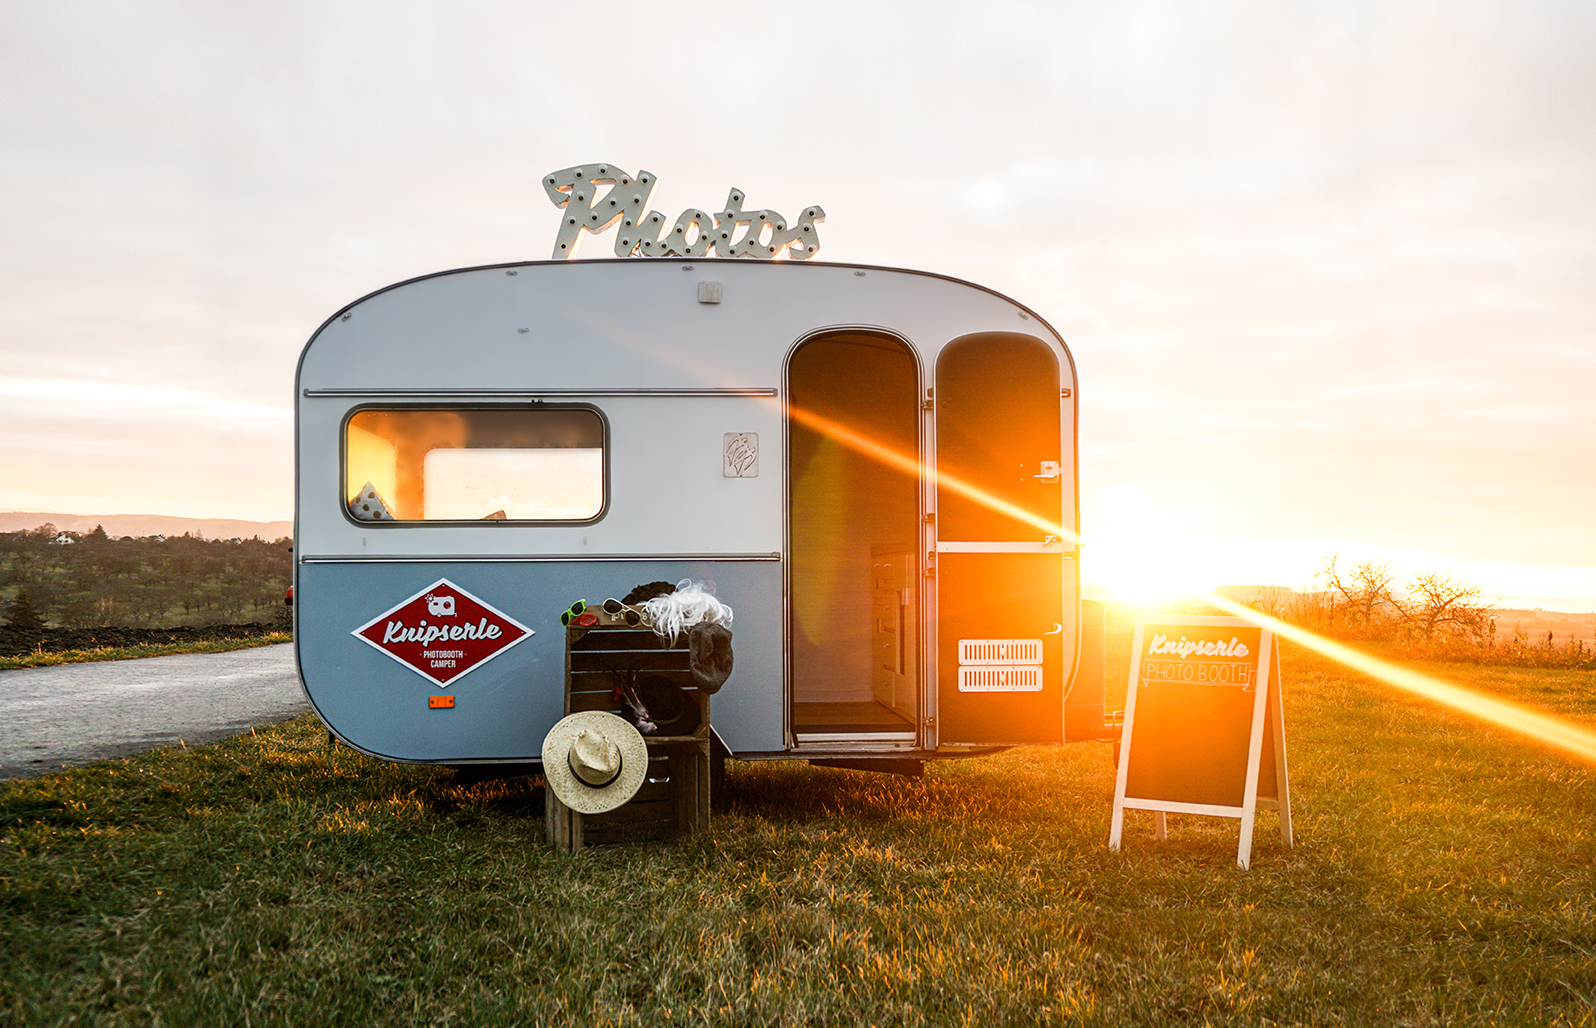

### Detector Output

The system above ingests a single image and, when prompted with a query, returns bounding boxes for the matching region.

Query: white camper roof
[295,258,1079,559]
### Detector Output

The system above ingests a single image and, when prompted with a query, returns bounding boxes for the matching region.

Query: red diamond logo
[352,578,532,687]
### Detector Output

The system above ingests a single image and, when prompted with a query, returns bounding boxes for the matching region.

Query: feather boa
[637,579,733,644]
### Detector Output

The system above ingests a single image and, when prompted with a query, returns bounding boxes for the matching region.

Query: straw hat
[541,711,648,814]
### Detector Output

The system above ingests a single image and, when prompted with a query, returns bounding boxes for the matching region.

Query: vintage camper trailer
[294,255,1109,775]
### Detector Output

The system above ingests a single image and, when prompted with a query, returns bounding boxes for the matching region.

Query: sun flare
[1201,592,1596,766]
[1084,482,1215,602]
[782,404,1596,768]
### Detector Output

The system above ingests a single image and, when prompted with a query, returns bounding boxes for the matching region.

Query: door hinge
[923,716,936,728]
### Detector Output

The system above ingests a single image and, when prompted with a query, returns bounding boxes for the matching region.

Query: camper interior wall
[787,332,920,717]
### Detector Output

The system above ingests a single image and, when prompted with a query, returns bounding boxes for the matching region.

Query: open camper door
[934,333,1067,745]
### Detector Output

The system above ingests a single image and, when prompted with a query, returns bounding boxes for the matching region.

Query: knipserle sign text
[353,579,533,688]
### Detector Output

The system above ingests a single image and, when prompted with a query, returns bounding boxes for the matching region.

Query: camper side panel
[297,559,783,760]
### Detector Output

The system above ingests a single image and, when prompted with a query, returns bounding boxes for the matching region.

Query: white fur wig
[637,579,733,644]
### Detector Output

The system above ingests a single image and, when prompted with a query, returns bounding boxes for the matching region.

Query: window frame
[338,402,611,528]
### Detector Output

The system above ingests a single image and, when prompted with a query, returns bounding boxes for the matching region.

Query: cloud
[0,1,1592,575]
[0,378,290,428]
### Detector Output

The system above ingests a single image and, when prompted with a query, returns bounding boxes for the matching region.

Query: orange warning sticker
[428,695,455,709]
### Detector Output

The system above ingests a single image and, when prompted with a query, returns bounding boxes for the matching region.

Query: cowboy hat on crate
[541,711,648,814]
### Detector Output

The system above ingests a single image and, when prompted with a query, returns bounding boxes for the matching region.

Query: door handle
[1044,623,1063,635]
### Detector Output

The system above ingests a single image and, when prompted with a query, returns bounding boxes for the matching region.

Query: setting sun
[1083,482,1216,602]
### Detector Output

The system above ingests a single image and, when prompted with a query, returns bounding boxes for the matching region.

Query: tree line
[1299,555,1494,643]
[0,524,291,638]
[1236,554,1593,668]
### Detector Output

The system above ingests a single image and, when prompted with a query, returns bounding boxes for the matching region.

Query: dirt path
[0,644,309,779]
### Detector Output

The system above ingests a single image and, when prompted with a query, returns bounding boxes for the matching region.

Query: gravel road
[0,644,310,779]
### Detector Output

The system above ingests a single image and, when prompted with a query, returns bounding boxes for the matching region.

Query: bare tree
[1285,588,1340,634]
[1403,570,1496,643]
[1318,554,1403,635]
[1249,585,1296,620]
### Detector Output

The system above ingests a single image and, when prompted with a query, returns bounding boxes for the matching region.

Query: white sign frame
[1108,614,1292,870]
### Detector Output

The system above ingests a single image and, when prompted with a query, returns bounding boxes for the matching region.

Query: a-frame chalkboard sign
[1109,615,1292,869]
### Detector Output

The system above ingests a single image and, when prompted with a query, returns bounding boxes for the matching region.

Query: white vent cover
[958,666,1042,692]
[958,639,1042,665]
[957,638,1043,693]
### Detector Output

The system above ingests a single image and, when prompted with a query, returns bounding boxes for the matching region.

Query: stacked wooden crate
[546,617,712,851]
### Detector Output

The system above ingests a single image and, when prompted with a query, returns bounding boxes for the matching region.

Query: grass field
[0,633,1592,1026]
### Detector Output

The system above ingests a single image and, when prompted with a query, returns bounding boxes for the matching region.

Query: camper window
[344,407,605,523]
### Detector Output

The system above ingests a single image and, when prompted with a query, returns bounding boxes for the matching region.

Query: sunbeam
[784,401,1596,766]
[783,403,1082,546]
[1200,592,1596,765]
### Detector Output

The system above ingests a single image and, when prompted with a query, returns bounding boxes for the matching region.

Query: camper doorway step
[793,701,914,735]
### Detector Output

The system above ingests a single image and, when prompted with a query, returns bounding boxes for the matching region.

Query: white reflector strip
[958,665,1043,692]
[958,639,1042,665]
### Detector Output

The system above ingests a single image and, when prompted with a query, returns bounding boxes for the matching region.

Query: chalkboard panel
[1121,622,1264,808]
[1109,614,1292,869]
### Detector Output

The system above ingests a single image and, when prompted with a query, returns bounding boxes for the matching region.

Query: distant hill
[0,511,292,541]
[1495,609,1596,645]
[1213,584,1301,601]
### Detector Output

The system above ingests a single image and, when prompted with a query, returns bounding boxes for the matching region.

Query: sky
[2,1,1593,610]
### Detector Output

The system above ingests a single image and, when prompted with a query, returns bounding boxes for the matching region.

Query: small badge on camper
[352,578,533,687]
[724,433,758,477]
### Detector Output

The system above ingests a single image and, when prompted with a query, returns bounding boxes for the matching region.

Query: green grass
[0,633,291,672]
[0,638,1592,1026]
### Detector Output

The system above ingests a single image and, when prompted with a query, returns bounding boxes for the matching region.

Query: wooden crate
[546,623,711,852]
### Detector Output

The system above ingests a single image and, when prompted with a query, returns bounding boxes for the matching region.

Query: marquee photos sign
[1109,614,1292,870]
[544,164,825,261]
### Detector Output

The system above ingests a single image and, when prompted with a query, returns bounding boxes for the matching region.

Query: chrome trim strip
[735,749,930,761]
[935,541,1072,554]
[300,553,782,564]
[794,732,917,744]
[303,387,777,398]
